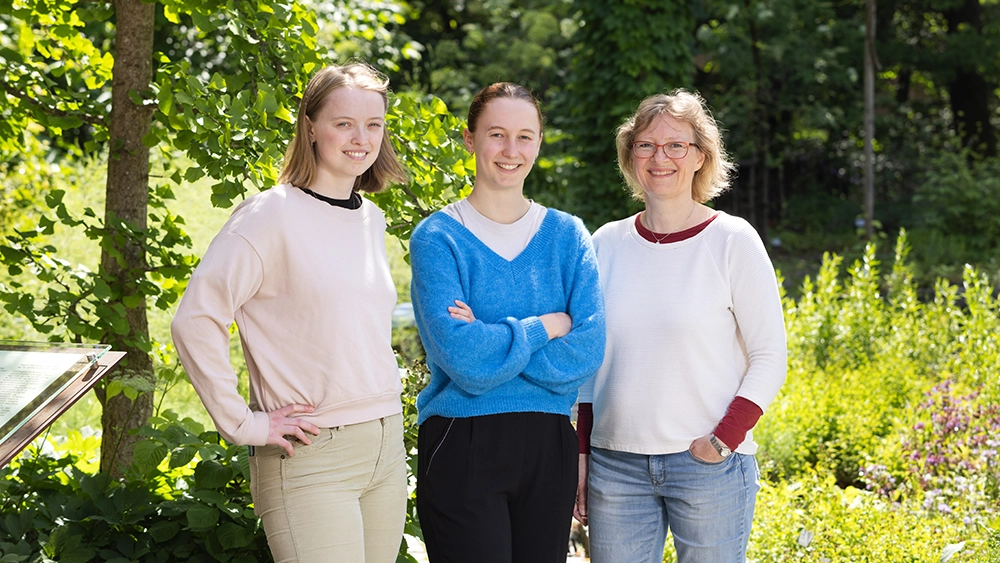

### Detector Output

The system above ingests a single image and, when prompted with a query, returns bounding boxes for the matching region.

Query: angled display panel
[0,341,122,467]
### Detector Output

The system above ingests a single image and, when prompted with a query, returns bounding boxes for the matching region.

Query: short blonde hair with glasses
[616,89,735,203]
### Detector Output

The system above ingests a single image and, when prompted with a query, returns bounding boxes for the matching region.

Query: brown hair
[467,82,544,133]
[279,63,407,192]
[616,89,735,203]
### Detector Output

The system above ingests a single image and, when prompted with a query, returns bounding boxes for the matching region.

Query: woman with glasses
[409,82,605,563]
[573,89,787,563]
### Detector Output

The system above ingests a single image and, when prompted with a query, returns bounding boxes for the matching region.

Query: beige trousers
[249,413,407,563]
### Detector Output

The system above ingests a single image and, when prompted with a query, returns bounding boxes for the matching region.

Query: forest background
[1,0,999,561]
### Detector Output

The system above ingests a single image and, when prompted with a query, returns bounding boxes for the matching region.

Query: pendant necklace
[646,203,696,244]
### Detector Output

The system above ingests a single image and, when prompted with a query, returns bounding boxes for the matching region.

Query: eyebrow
[327,115,385,121]
[486,125,538,134]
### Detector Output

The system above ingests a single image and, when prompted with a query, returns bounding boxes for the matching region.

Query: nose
[352,127,368,145]
[502,137,518,157]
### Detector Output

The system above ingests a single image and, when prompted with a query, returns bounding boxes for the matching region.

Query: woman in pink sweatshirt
[171,63,408,563]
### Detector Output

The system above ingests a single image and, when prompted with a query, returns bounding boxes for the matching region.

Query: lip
[647,169,676,177]
[344,150,368,160]
[495,162,521,171]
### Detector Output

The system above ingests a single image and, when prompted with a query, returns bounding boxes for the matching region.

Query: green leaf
[186,505,220,531]
[163,4,181,24]
[142,129,160,148]
[217,522,255,549]
[184,166,205,183]
[194,459,234,489]
[45,190,66,207]
[106,379,123,399]
[274,104,293,123]
[132,439,168,474]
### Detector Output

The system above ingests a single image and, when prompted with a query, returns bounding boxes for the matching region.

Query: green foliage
[147,0,324,206]
[762,232,1000,485]
[0,413,271,563]
[748,473,979,563]
[861,381,1000,524]
[373,91,474,242]
[556,0,695,228]
[0,173,195,349]
[0,0,471,350]
[909,151,1000,266]
[392,0,577,116]
[310,0,420,73]
[750,230,1000,561]
[0,134,47,234]
[0,362,433,563]
[398,359,429,561]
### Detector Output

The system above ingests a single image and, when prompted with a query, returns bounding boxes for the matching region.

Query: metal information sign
[0,341,125,467]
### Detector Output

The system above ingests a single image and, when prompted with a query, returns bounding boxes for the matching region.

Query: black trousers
[417,412,579,563]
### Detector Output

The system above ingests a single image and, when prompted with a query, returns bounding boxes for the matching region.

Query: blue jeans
[588,447,760,563]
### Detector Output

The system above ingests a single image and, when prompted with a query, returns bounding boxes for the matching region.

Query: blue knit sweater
[410,208,606,424]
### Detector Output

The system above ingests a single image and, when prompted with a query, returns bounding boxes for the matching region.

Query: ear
[305,116,315,143]
[694,148,706,171]
[463,129,474,153]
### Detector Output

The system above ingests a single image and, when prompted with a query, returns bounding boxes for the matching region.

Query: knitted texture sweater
[578,211,787,455]
[171,184,402,446]
[410,209,606,424]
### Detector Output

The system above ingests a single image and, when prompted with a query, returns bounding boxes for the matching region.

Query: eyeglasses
[631,140,699,159]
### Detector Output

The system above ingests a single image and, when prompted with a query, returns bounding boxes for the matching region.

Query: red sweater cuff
[577,402,593,455]
[712,396,763,451]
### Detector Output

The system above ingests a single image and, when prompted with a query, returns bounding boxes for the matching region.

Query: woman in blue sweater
[409,83,606,563]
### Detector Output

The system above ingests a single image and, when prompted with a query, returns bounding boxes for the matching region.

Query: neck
[642,198,700,234]
[467,186,531,224]
[308,170,357,199]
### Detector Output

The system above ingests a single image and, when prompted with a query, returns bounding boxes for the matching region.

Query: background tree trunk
[944,0,997,158]
[99,0,156,477]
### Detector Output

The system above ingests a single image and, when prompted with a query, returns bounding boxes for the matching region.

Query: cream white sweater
[578,211,786,455]
[171,184,402,446]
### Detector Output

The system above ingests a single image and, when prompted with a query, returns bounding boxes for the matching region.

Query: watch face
[710,435,731,457]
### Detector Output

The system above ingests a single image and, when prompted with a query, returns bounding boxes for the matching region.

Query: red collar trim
[635,211,719,244]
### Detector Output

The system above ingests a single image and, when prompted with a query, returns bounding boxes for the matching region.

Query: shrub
[0,418,270,563]
[749,473,982,563]
[0,359,429,563]
[861,381,1000,524]
[912,151,1000,261]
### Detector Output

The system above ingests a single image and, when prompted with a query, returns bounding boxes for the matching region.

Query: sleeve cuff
[246,410,271,447]
[577,402,593,455]
[713,396,763,450]
[521,316,550,352]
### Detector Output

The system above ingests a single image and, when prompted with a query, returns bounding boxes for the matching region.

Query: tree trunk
[745,0,768,239]
[944,0,997,158]
[99,0,156,477]
[864,0,876,239]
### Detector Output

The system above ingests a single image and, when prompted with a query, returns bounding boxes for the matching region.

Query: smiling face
[463,97,542,193]
[632,114,706,202]
[307,86,386,196]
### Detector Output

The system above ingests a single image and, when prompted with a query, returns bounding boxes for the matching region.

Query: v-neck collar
[435,207,554,265]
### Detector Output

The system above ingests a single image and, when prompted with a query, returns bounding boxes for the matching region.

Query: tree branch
[2,81,106,128]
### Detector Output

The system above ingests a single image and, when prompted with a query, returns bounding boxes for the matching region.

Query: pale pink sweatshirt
[171,184,402,446]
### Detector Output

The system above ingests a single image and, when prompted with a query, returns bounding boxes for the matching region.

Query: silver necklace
[645,204,696,244]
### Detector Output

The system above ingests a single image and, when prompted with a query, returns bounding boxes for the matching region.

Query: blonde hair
[616,89,735,203]
[279,63,407,192]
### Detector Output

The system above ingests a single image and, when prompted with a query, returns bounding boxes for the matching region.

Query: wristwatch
[708,434,732,458]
